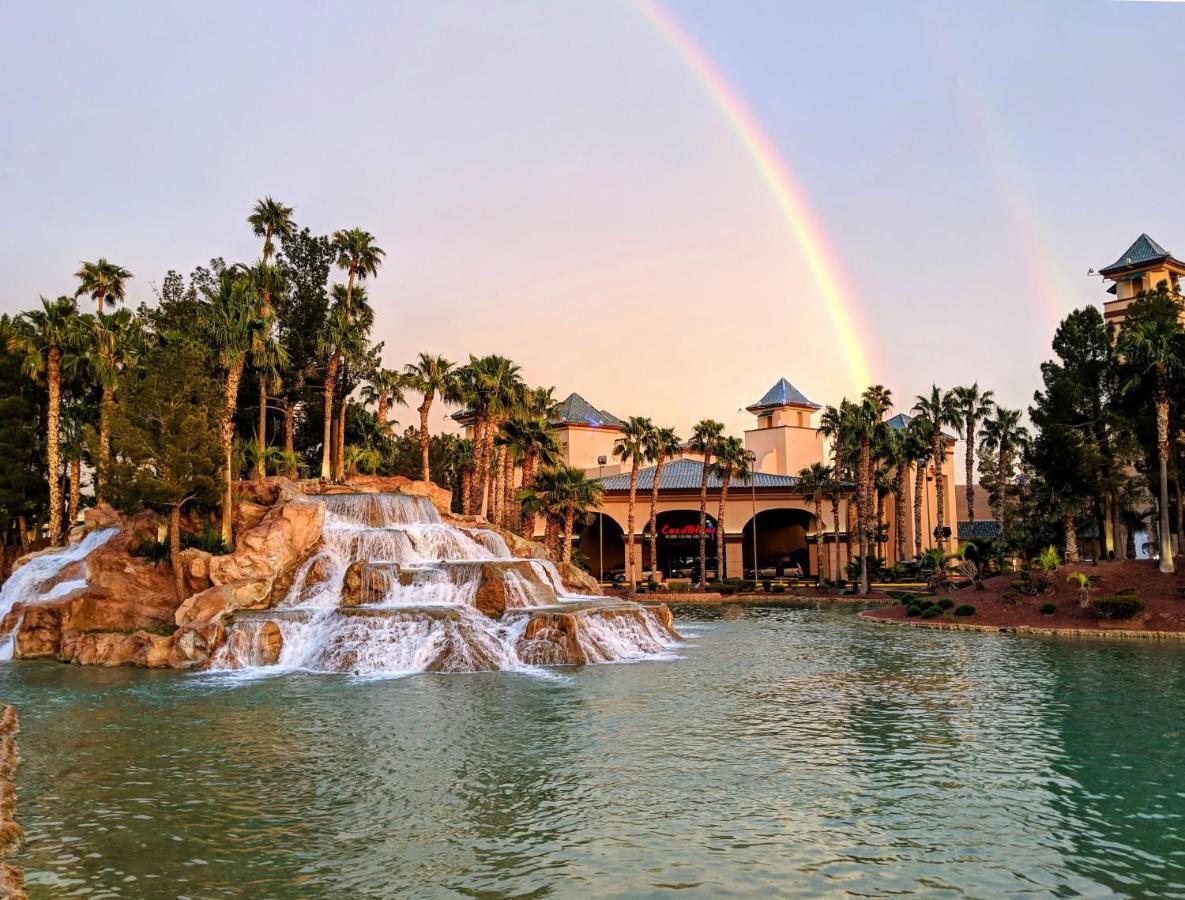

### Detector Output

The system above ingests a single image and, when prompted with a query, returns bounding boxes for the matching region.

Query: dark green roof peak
[1099,233,1175,276]
[746,377,820,412]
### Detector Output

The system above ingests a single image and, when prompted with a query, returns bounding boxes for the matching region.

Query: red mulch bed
[864,558,1185,633]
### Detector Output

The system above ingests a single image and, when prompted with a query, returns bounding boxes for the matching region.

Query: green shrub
[1040,602,1057,615]
[1095,594,1145,620]
[937,597,954,611]
[954,604,976,617]
[761,579,772,592]
[707,581,737,596]
[921,606,942,619]
[906,605,922,617]
[886,591,916,605]
[668,582,689,593]
[772,584,786,594]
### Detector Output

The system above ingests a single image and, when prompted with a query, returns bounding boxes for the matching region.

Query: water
[7,603,1185,897]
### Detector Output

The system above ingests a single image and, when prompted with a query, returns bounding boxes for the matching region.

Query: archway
[741,508,815,577]
[645,510,719,580]
[576,513,625,580]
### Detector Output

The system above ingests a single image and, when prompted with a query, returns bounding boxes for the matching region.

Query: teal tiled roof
[886,412,957,441]
[599,458,799,492]
[1099,233,1174,276]
[746,377,820,411]
[550,393,623,429]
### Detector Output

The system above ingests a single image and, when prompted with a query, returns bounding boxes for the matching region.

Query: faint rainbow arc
[634,0,878,390]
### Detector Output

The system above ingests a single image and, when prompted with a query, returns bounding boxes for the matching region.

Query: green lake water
[5,604,1185,898]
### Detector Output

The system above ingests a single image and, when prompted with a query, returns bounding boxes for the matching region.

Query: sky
[2,0,1183,438]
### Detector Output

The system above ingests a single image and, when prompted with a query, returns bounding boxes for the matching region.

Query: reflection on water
[5,604,1185,897]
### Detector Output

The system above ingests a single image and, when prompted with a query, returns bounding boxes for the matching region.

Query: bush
[887,591,916,605]
[1095,594,1145,620]
[954,604,976,617]
[707,581,737,596]
[937,597,954,611]
[772,584,786,594]
[906,605,922,617]
[1040,602,1057,615]
[921,606,943,619]
[668,581,689,593]
[762,579,772,592]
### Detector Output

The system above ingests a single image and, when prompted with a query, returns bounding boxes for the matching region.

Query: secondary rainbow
[635,0,878,389]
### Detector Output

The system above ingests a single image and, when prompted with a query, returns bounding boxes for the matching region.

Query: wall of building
[744,425,826,476]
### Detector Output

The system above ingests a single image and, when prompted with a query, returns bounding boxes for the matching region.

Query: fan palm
[403,354,459,482]
[456,355,522,517]
[362,368,406,436]
[500,413,559,536]
[978,406,1028,539]
[248,196,296,269]
[613,416,655,589]
[796,462,834,584]
[84,308,142,502]
[951,383,995,523]
[74,259,132,314]
[912,386,960,549]
[643,426,682,581]
[7,296,84,545]
[709,436,749,581]
[331,228,385,314]
[688,419,724,584]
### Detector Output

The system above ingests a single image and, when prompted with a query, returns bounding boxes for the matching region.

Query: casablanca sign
[644,522,717,541]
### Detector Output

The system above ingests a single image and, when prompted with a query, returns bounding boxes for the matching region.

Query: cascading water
[211,493,679,676]
[0,528,119,659]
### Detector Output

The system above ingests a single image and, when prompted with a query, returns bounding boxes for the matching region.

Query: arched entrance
[576,513,625,580]
[644,510,719,580]
[741,508,815,577]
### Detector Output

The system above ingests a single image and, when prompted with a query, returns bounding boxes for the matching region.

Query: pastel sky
[2,0,1182,437]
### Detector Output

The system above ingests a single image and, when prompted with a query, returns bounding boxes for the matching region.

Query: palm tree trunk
[544,515,559,557]
[627,461,640,590]
[1112,492,1126,561]
[562,509,575,564]
[284,401,297,477]
[255,379,268,479]
[320,353,339,480]
[97,386,113,503]
[831,497,841,585]
[698,454,712,585]
[1063,511,1079,563]
[477,416,495,520]
[470,415,487,516]
[965,420,976,522]
[377,391,389,436]
[502,450,516,528]
[649,452,666,581]
[814,499,824,584]
[716,475,731,581]
[221,359,244,547]
[68,458,81,526]
[519,451,537,536]
[334,381,348,482]
[490,446,504,525]
[45,347,62,546]
[894,468,908,563]
[460,468,473,516]
[418,394,434,482]
[933,436,946,547]
[1156,392,1175,573]
[170,504,185,601]
[996,451,1007,537]
[913,463,925,559]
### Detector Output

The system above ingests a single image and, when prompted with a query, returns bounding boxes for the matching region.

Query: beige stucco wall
[744,424,826,476]
[558,425,623,473]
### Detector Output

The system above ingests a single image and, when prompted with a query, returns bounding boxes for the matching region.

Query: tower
[743,378,825,476]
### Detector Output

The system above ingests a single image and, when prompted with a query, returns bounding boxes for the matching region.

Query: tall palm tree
[362,368,406,436]
[74,259,132,314]
[519,465,603,565]
[500,413,559,536]
[1119,311,1185,573]
[84,308,141,502]
[688,419,725,584]
[797,462,833,584]
[456,355,522,517]
[885,424,923,563]
[200,267,264,544]
[951,383,995,523]
[331,228,385,314]
[912,386,960,550]
[825,472,845,585]
[403,354,459,483]
[819,401,859,580]
[709,436,749,581]
[247,262,287,478]
[450,438,475,514]
[907,418,932,559]
[644,426,682,581]
[613,416,655,590]
[8,296,83,545]
[248,196,296,269]
[978,406,1028,539]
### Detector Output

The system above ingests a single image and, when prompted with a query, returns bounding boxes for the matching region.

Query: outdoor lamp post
[597,455,607,582]
[747,450,758,580]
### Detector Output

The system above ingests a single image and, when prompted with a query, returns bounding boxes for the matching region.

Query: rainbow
[635,0,879,390]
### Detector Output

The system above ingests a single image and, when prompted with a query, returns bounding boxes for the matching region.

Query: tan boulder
[208,499,324,588]
[257,621,283,665]
[14,604,67,658]
[472,561,557,618]
[58,630,173,667]
[306,475,453,516]
[557,562,601,596]
[83,502,122,531]
[515,603,678,666]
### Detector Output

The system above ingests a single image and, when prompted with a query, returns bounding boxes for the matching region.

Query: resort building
[1098,233,1185,327]
[457,381,957,581]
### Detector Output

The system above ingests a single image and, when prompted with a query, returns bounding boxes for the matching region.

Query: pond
[5,604,1185,897]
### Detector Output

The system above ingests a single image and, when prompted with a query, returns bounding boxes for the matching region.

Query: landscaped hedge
[1095,593,1145,620]
[953,604,976,617]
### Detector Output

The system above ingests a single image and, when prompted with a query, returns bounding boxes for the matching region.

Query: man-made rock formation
[516,603,679,666]
[0,704,24,899]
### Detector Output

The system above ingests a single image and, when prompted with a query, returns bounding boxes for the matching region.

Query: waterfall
[0,528,119,660]
[212,493,679,676]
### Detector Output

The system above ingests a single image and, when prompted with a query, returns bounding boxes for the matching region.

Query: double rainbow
[635,0,878,390]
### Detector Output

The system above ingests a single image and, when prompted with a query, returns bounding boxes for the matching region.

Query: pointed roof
[1099,233,1177,276]
[549,393,623,429]
[746,377,820,413]
[598,458,799,492]
[886,411,957,441]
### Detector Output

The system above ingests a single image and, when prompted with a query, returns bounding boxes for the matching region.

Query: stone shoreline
[859,610,1185,641]
[0,704,23,899]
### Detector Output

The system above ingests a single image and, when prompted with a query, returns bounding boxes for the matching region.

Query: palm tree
[644,426,682,581]
[8,296,82,545]
[978,406,1028,539]
[709,436,749,581]
[688,419,725,584]
[797,462,833,584]
[1119,310,1185,573]
[819,401,859,581]
[500,413,559,536]
[362,368,406,436]
[825,472,845,585]
[951,383,995,523]
[885,424,923,563]
[247,262,287,478]
[200,267,264,544]
[248,197,296,269]
[912,386,960,549]
[403,354,459,482]
[450,438,475,514]
[74,259,132,314]
[613,416,655,590]
[317,287,371,482]
[907,418,932,559]
[331,228,385,314]
[456,356,522,517]
[553,465,604,565]
[84,308,141,502]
